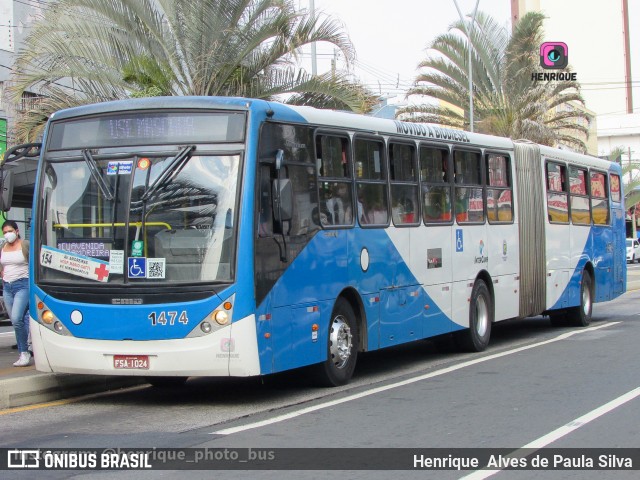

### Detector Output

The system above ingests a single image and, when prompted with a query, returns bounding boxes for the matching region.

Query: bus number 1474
[148,311,189,326]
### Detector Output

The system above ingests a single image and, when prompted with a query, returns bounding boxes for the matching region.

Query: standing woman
[1,220,31,367]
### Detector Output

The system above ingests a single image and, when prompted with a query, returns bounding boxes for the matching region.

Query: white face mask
[3,232,17,244]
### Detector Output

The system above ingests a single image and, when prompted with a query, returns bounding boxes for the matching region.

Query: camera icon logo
[540,42,568,69]
[220,338,235,352]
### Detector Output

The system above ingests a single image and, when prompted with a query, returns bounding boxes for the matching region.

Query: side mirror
[273,178,292,222]
[0,169,14,212]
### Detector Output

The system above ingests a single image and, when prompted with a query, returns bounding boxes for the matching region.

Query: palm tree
[10,0,375,143]
[397,11,591,152]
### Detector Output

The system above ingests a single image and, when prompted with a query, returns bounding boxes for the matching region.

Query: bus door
[451,149,487,328]
[610,172,625,296]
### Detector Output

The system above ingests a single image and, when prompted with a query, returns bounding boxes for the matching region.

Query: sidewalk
[0,321,143,409]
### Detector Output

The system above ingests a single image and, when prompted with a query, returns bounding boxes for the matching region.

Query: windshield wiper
[82,150,114,201]
[141,145,195,202]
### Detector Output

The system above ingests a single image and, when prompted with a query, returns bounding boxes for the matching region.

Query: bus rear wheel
[566,270,593,327]
[455,280,492,352]
[312,298,359,387]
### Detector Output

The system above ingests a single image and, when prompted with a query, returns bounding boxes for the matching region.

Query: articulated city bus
[2,97,626,386]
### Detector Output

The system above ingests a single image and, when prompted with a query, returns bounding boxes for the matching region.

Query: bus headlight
[53,321,64,332]
[186,294,235,338]
[213,310,229,325]
[42,310,54,325]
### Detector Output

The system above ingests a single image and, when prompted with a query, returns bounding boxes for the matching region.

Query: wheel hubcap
[582,284,592,316]
[329,315,352,369]
[475,296,488,338]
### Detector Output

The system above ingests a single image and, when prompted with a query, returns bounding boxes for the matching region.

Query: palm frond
[9,0,373,142]
[401,10,589,151]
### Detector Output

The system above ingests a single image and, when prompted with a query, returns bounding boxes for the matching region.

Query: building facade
[0,0,43,230]
[1,0,46,154]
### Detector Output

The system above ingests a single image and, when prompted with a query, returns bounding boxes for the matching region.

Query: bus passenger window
[420,146,451,224]
[316,134,353,228]
[486,154,513,223]
[422,185,451,222]
[317,136,349,178]
[319,181,353,226]
[569,166,590,225]
[590,171,609,225]
[354,137,388,227]
[389,142,419,226]
[257,123,319,236]
[357,183,388,225]
[546,162,569,223]
[454,150,483,224]
[610,174,621,203]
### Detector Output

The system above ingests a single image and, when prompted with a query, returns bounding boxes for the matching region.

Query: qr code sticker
[147,258,166,279]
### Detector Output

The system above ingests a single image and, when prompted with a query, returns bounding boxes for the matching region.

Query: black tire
[455,280,492,352]
[566,270,593,327]
[147,376,188,388]
[312,298,359,387]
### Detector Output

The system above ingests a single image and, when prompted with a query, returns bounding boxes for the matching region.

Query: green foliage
[614,147,640,208]
[397,11,591,152]
[10,0,375,142]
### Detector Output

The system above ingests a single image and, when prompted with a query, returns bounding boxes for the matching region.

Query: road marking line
[0,384,149,416]
[461,386,640,479]
[211,322,618,435]
[0,332,16,336]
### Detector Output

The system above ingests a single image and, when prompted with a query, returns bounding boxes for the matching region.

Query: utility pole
[453,0,480,132]
[310,0,317,76]
[630,146,637,239]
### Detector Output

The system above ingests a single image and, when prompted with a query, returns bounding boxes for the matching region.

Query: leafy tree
[610,146,640,237]
[10,0,375,142]
[397,11,591,152]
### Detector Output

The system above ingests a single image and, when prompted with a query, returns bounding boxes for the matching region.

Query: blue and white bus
[3,97,626,386]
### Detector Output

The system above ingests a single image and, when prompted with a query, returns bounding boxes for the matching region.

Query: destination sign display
[48,111,246,150]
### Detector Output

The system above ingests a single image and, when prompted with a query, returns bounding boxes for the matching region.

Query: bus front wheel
[566,270,593,327]
[312,298,359,387]
[455,280,492,352]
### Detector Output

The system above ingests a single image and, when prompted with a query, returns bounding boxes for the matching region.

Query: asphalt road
[2,286,639,479]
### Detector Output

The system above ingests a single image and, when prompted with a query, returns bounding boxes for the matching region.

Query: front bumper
[30,315,261,377]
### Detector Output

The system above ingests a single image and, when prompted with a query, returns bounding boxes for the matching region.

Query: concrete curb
[0,374,145,410]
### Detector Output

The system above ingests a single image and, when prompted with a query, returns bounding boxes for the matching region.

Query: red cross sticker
[94,263,110,282]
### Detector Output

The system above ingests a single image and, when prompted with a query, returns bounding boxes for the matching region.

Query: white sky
[302,0,640,112]
[311,0,512,98]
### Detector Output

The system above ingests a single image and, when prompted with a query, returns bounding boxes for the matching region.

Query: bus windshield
[38,150,240,285]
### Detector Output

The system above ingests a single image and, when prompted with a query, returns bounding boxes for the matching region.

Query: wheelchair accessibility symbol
[128,258,147,278]
[456,229,464,252]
